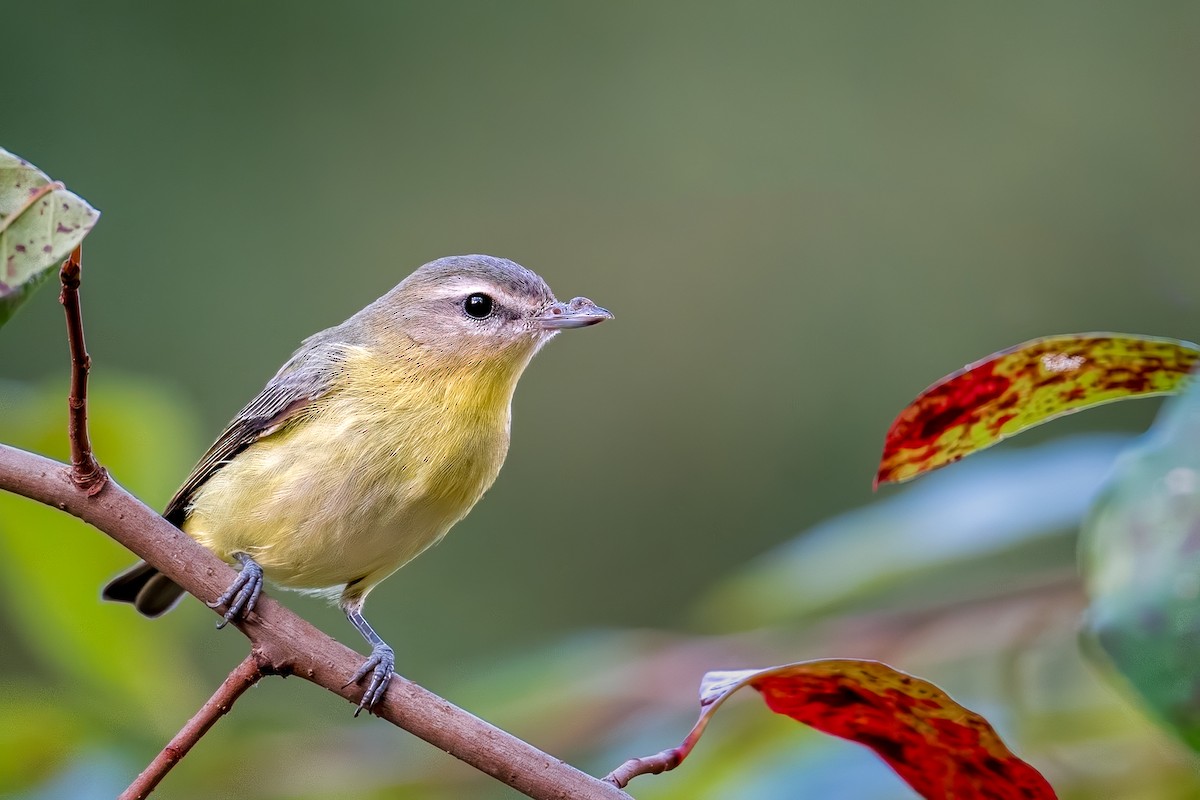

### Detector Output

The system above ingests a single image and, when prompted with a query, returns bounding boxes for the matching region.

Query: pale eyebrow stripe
[434,279,530,310]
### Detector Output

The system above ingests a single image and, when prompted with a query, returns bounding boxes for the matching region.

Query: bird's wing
[163,337,344,525]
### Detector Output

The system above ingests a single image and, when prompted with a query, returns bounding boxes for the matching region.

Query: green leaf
[700,435,1127,631]
[0,376,205,728]
[1081,364,1200,752]
[0,147,99,327]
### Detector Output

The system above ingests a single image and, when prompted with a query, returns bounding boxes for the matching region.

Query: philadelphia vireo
[103,255,611,711]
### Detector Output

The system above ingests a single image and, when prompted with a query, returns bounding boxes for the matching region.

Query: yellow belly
[182,391,509,600]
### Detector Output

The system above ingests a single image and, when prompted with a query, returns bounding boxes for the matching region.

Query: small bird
[103,255,611,711]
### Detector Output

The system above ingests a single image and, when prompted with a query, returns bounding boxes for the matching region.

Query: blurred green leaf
[0,376,204,734]
[701,436,1128,630]
[0,690,81,793]
[0,148,99,328]
[1081,367,1200,752]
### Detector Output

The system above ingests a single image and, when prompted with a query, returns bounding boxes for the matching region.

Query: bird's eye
[463,293,494,320]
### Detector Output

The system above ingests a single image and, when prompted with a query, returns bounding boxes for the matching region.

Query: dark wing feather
[163,336,343,525]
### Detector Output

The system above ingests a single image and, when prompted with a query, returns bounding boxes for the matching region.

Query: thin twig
[119,654,264,800]
[0,444,631,800]
[58,244,106,494]
[605,747,684,788]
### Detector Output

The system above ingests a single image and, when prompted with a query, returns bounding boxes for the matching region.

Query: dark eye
[463,293,494,319]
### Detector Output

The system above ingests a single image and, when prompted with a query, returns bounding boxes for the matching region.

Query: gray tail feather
[102,561,186,618]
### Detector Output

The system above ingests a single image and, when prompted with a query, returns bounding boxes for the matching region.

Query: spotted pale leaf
[0,147,100,328]
[607,659,1055,799]
[876,334,1200,486]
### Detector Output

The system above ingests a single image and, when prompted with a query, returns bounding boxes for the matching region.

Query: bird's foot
[343,643,395,716]
[207,553,264,629]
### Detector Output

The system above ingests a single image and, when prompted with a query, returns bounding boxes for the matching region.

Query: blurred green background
[4,3,1200,798]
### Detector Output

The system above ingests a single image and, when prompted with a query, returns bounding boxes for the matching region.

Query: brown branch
[0,444,631,800]
[605,747,684,788]
[119,654,264,800]
[58,244,107,494]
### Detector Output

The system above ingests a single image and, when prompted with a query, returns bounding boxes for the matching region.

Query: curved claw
[344,643,395,715]
[207,553,264,628]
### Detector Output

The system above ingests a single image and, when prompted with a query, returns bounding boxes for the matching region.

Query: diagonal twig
[119,654,265,800]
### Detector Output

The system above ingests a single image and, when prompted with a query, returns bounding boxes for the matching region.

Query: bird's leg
[206,552,264,629]
[341,597,395,716]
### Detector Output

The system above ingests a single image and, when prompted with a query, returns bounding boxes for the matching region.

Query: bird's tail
[102,561,186,617]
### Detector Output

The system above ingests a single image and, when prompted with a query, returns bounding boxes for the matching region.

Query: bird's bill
[535,297,613,330]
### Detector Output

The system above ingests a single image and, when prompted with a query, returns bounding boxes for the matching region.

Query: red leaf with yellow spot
[876,333,1200,486]
[605,659,1056,799]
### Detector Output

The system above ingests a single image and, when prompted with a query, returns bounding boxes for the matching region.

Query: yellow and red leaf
[876,333,1200,486]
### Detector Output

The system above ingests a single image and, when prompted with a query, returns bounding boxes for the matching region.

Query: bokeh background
[4,3,1200,798]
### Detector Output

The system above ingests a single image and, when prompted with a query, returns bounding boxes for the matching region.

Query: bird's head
[367,254,611,372]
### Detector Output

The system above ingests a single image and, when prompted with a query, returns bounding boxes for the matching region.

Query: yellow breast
[184,345,521,598]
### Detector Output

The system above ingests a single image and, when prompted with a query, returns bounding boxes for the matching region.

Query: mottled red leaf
[606,659,1055,799]
[876,333,1200,486]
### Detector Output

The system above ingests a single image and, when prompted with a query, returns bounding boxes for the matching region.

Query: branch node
[74,466,109,496]
[251,643,293,678]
